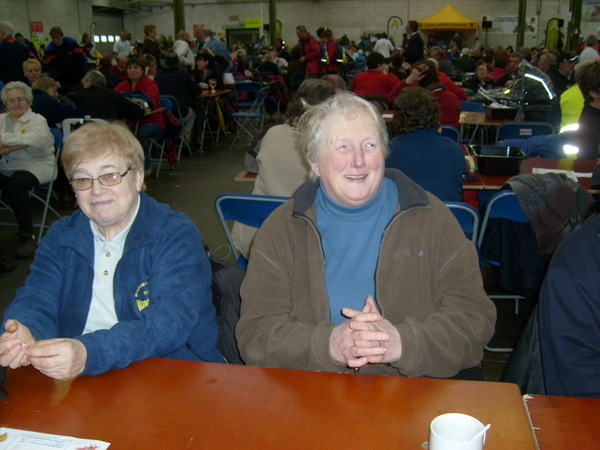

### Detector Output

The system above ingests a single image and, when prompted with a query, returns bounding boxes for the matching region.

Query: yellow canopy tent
[419,4,478,30]
[418,4,478,48]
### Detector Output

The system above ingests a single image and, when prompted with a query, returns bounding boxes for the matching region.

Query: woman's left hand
[330,296,402,367]
[344,296,402,365]
[26,338,87,380]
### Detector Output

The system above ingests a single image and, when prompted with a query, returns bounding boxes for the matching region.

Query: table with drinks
[0,357,538,449]
[199,89,232,137]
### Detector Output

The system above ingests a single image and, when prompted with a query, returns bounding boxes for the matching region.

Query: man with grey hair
[538,52,557,94]
[453,47,475,72]
[580,35,599,61]
[431,46,453,75]
[74,70,145,121]
[0,21,35,84]
[200,29,231,63]
[112,30,132,57]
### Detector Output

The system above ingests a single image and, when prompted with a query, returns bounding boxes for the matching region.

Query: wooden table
[1,358,536,449]
[523,394,600,450]
[480,157,598,192]
[461,111,525,145]
[199,89,232,137]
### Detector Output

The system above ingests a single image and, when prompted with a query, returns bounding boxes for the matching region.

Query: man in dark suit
[404,20,424,65]
[74,70,144,122]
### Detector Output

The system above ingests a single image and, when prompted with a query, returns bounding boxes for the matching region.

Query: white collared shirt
[82,195,141,334]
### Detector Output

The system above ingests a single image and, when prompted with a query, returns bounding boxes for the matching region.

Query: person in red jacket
[115,57,164,174]
[296,25,322,78]
[321,29,340,75]
[349,51,400,98]
[388,60,461,127]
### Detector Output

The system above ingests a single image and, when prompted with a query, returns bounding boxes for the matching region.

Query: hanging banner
[387,16,404,48]
[583,2,600,21]
[485,15,537,34]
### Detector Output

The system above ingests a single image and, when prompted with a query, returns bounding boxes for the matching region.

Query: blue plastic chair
[441,125,460,143]
[460,100,486,112]
[234,81,262,109]
[229,85,270,149]
[214,193,290,268]
[477,190,529,352]
[494,121,555,145]
[161,94,192,159]
[444,201,480,243]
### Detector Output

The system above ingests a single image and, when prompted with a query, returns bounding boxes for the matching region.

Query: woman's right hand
[0,320,37,369]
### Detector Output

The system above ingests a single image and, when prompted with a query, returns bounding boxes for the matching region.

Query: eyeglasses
[69,168,131,191]
[7,97,26,104]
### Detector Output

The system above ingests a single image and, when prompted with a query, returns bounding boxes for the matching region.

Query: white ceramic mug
[428,413,488,450]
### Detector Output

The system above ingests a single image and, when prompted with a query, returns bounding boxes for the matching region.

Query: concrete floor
[0,126,533,382]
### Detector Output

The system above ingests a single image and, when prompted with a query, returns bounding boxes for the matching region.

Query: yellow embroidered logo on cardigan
[134,281,151,311]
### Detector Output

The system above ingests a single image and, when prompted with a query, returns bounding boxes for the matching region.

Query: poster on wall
[485,16,537,34]
[387,16,404,48]
[583,2,600,21]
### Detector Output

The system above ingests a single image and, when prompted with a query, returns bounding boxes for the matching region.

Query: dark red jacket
[299,33,322,76]
[115,75,164,129]
[323,38,340,74]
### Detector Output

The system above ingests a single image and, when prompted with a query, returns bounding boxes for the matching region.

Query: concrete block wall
[2,0,596,52]
[0,0,94,44]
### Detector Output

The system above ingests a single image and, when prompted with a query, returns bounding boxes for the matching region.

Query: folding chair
[214,193,289,269]
[161,94,193,160]
[477,190,530,353]
[459,100,486,112]
[459,101,486,144]
[444,201,480,243]
[229,85,269,150]
[441,125,460,143]
[0,128,64,243]
[148,97,178,178]
[233,81,261,109]
[495,121,555,145]
[62,117,108,140]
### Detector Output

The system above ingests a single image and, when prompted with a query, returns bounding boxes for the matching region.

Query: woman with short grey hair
[0,81,55,258]
[237,92,496,380]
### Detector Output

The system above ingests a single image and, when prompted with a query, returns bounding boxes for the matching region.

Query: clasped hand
[330,296,402,368]
[1,319,87,380]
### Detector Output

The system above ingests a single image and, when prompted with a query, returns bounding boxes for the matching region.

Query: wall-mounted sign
[30,21,43,33]
[245,18,262,29]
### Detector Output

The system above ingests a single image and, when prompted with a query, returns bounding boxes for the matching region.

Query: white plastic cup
[428,413,487,450]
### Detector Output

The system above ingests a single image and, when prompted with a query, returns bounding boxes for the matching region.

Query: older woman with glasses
[0,81,55,259]
[236,93,496,380]
[0,121,224,380]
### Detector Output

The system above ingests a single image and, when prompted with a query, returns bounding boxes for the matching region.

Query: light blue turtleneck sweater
[315,178,398,324]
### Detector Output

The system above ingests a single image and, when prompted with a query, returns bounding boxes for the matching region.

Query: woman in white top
[0,82,55,258]
[173,31,195,70]
[232,79,335,258]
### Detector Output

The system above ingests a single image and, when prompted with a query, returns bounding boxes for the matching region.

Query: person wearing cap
[14,32,38,59]
[552,53,577,96]
[155,51,203,144]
